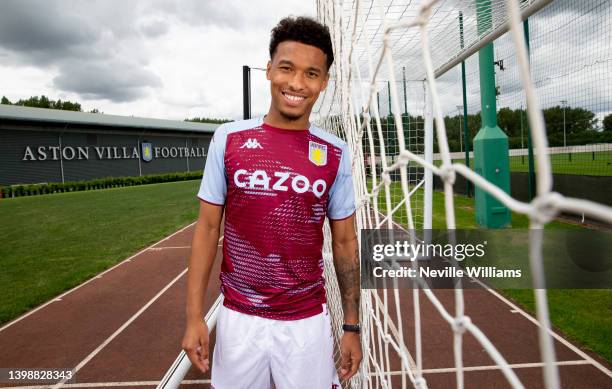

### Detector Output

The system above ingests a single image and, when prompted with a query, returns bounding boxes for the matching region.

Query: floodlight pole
[459,11,472,197]
[403,66,411,149]
[561,99,567,148]
[457,105,463,153]
[473,0,511,228]
[524,19,536,201]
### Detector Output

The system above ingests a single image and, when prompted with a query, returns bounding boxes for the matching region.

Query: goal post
[314,0,612,388]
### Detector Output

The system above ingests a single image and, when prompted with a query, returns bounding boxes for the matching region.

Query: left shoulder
[308,124,348,151]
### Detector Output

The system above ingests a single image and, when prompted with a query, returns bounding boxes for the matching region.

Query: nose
[287,72,305,92]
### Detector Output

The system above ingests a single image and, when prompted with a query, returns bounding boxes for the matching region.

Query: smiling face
[266,40,329,129]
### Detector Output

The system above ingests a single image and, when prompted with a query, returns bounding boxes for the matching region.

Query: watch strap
[342,323,361,333]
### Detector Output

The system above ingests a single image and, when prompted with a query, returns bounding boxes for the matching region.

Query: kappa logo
[240,138,263,149]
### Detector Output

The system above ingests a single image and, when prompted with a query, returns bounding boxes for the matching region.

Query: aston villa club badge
[309,141,327,166]
[141,142,153,162]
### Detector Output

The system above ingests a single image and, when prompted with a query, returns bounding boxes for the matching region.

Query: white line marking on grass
[382,213,612,378]
[0,379,211,389]
[0,221,196,333]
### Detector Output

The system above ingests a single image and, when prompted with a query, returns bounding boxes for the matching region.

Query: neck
[264,107,310,130]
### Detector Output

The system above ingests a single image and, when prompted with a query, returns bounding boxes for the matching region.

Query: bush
[1,171,203,199]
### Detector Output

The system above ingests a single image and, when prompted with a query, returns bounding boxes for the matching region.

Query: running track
[0,222,610,388]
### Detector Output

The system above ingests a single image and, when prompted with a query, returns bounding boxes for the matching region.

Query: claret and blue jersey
[197,117,356,320]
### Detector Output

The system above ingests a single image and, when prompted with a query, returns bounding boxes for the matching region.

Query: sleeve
[197,125,227,206]
[327,143,356,220]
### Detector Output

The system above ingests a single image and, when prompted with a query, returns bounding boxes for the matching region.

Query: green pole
[403,67,408,115]
[524,19,536,200]
[459,11,472,197]
[387,81,392,114]
[473,0,511,228]
[402,66,411,150]
[387,81,396,160]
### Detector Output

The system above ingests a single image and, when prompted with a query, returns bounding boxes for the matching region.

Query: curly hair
[269,16,334,70]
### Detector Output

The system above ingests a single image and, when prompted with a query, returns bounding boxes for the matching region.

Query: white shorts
[211,304,341,389]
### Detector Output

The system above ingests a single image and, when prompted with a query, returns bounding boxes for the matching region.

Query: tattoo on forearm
[336,246,360,319]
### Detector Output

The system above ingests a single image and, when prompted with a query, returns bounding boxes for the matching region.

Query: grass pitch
[437,150,612,176]
[0,180,201,325]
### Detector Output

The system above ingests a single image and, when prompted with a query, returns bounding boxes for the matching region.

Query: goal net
[314,0,612,388]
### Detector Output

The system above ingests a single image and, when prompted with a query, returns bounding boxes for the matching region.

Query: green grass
[1,178,609,363]
[0,180,201,325]
[376,183,611,363]
[435,150,612,176]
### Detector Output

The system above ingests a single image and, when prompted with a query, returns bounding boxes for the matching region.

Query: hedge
[0,171,203,199]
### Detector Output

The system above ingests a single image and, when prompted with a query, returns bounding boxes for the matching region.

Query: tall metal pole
[387,81,392,115]
[424,83,433,231]
[524,19,536,201]
[473,0,511,228]
[242,65,251,120]
[459,11,471,197]
[520,103,524,149]
[457,106,463,153]
[387,81,395,157]
[561,99,567,148]
[402,67,408,115]
[403,66,411,150]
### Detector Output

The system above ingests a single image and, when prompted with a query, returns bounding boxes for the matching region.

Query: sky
[0,0,609,124]
[0,0,316,121]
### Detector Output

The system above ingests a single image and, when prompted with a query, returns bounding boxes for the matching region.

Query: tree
[9,95,82,111]
[542,105,597,135]
[1,96,10,105]
[603,113,612,132]
[185,117,232,124]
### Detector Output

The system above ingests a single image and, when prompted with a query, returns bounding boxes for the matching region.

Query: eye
[279,66,291,72]
[308,72,319,78]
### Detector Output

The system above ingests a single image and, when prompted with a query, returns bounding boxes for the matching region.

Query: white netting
[315,0,612,388]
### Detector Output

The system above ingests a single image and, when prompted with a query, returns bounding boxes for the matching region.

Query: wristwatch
[342,323,361,333]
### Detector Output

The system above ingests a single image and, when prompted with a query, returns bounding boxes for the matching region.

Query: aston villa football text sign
[22,144,207,162]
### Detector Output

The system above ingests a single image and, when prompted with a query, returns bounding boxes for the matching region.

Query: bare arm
[182,200,223,373]
[330,214,362,380]
[330,214,360,324]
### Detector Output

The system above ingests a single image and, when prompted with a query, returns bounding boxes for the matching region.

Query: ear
[266,61,271,80]
[321,71,330,91]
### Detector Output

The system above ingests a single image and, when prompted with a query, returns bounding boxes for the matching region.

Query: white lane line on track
[148,246,191,251]
[0,221,197,333]
[49,235,224,389]
[0,379,211,389]
[49,268,189,389]
[367,360,591,377]
[384,214,612,378]
[480,285,612,378]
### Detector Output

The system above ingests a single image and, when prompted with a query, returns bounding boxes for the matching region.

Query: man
[182,16,361,389]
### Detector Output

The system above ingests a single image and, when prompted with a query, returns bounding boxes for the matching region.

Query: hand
[339,332,362,381]
[182,320,210,373]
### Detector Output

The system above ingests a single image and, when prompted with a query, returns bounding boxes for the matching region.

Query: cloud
[139,19,170,38]
[53,59,162,102]
[0,0,96,62]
